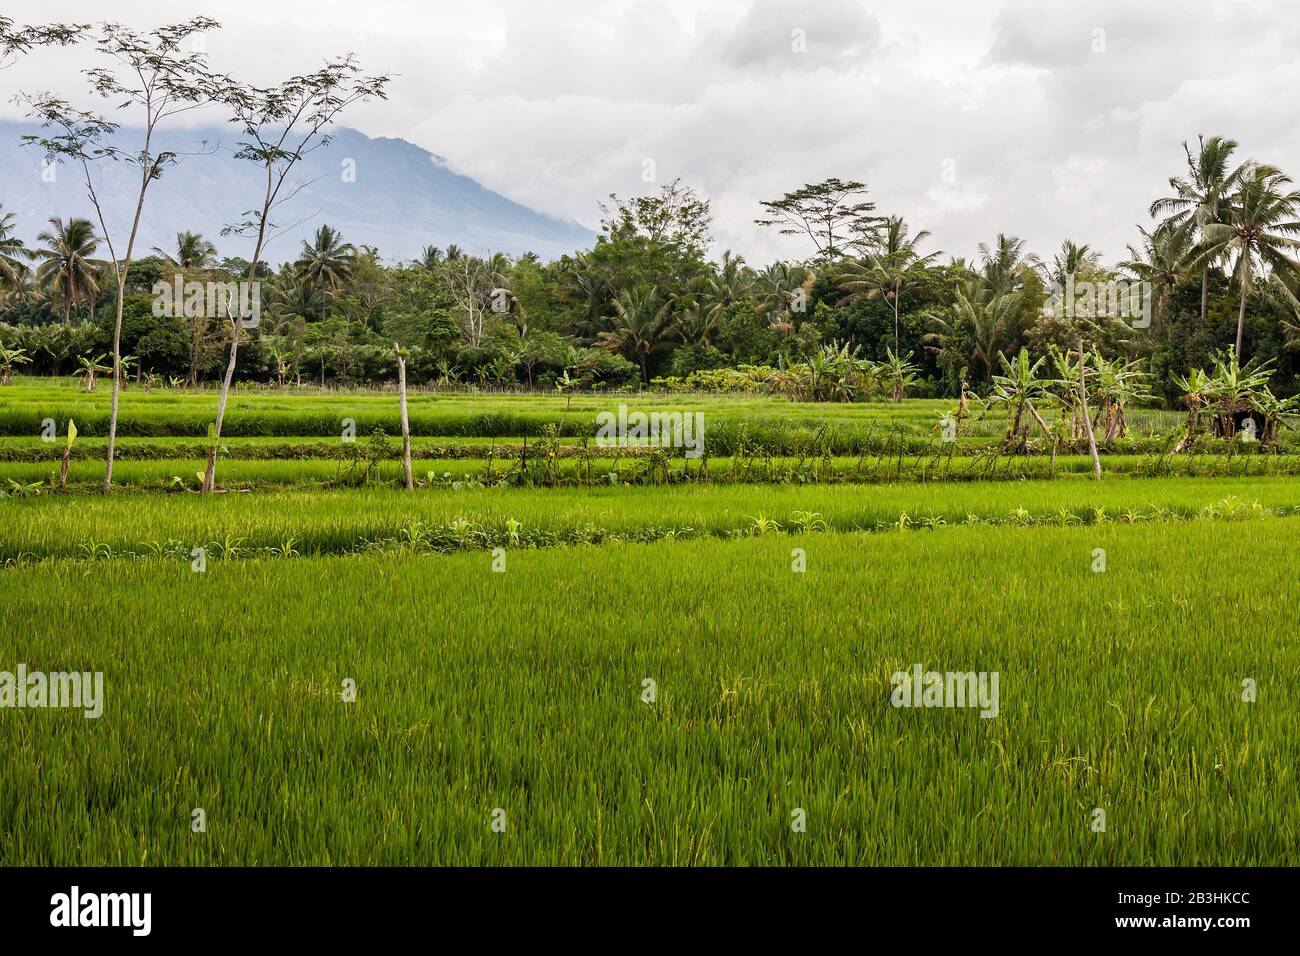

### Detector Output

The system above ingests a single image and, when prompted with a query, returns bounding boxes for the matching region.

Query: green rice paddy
[1,376,1296,865]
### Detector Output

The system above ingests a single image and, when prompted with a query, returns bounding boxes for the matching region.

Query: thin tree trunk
[1078,339,1102,481]
[103,276,125,493]
[101,124,153,495]
[203,316,240,493]
[396,342,413,491]
[1235,266,1249,357]
[205,179,272,493]
[1200,269,1208,327]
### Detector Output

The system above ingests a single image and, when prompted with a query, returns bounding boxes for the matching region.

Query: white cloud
[4,0,1300,265]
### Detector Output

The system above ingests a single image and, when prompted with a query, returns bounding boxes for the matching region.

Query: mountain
[0,122,595,264]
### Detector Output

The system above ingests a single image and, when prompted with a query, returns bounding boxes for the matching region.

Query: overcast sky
[5,0,1299,264]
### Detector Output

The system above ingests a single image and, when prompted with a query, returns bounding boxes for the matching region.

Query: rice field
[1,376,1297,866]
[2,520,1296,865]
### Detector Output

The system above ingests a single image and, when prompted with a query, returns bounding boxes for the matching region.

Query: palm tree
[672,297,716,347]
[417,244,443,269]
[597,286,673,384]
[837,216,942,351]
[977,233,1039,295]
[1198,163,1300,356]
[754,262,812,333]
[1120,221,1196,332]
[700,249,752,325]
[1043,239,1102,291]
[296,224,355,301]
[1150,135,1245,329]
[924,277,1020,384]
[1,268,44,309]
[0,205,32,297]
[269,274,322,384]
[152,231,218,269]
[33,217,102,325]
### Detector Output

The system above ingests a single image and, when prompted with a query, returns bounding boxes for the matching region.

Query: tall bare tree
[755,178,879,263]
[202,56,390,492]
[20,17,219,493]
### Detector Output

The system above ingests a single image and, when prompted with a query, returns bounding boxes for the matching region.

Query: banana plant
[877,347,920,403]
[59,419,77,491]
[1208,347,1273,439]
[1171,367,1213,451]
[989,347,1055,450]
[116,353,139,388]
[0,341,31,385]
[75,353,111,392]
[1089,354,1152,441]
[1250,388,1300,445]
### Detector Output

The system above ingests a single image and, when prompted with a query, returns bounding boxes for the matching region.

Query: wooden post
[395,342,413,491]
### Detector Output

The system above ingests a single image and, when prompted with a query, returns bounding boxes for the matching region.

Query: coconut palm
[152,231,218,269]
[1,267,44,308]
[837,216,942,351]
[417,244,443,269]
[1042,239,1102,291]
[699,249,752,325]
[923,277,1020,384]
[1261,272,1300,350]
[977,233,1039,295]
[1120,221,1196,332]
[1198,163,1300,356]
[672,298,716,347]
[597,286,673,384]
[296,224,355,298]
[0,205,32,296]
[1150,135,1246,328]
[754,262,812,332]
[33,217,103,325]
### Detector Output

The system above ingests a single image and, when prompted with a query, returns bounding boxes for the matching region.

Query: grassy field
[1,376,1296,866]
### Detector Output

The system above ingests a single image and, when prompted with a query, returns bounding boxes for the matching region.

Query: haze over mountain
[0,122,596,265]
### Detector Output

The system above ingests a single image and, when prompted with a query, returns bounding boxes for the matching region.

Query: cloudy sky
[5,0,1300,264]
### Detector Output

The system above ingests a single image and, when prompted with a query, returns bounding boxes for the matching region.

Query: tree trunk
[396,343,413,491]
[203,317,240,493]
[103,276,126,494]
[1078,340,1102,481]
[1235,265,1249,357]
[1200,269,1208,328]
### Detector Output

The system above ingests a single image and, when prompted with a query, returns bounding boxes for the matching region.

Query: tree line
[3,18,1300,418]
